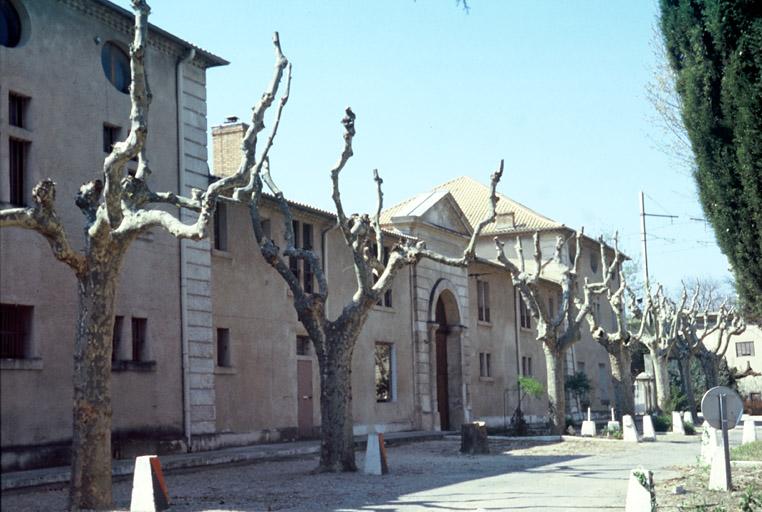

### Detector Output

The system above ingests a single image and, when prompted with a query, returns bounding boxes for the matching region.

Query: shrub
[684,421,696,435]
[652,414,672,432]
[602,425,623,439]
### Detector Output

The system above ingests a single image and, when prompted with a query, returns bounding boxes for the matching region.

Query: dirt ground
[655,462,762,511]
[0,437,710,512]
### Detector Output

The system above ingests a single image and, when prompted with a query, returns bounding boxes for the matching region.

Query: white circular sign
[700,386,744,430]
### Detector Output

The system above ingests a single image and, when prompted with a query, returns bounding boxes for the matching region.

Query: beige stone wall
[0,0,214,468]
[211,122,248,178]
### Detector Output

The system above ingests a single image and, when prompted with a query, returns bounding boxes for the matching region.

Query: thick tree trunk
[650,348,671,412]
[543,344,566,435]
[316,335,357,472]
[69,264,119,510]
[678,355,697,420]
[698,352,720,389]
[608,345,635,417]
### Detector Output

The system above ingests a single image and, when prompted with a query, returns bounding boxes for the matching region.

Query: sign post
[701,386,743,492]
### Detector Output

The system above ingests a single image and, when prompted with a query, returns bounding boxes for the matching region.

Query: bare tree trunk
[678,355,697,419]
[543,344,566,434]
[697,352,720,389]
[650,348,671,412]
[316,334,356,472]
[69,263,119,510]
[608,346,635,417]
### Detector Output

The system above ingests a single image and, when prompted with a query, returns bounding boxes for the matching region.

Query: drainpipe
[177,48,195,451]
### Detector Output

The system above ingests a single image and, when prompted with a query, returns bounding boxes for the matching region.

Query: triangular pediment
[389,190,471,236]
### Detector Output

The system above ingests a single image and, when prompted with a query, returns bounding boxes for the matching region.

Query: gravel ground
[655,462,762,511]
[0,437,698,512]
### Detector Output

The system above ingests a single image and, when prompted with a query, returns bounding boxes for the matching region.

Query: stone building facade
[2,0,620,472]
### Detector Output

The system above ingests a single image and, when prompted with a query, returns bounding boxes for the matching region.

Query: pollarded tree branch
[330,108,357,245]
[0,180,86,274]
[100,0,151,231]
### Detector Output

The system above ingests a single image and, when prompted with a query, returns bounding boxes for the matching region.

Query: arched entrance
[432,288,464,431]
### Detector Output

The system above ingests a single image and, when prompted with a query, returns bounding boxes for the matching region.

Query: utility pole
[640,191,649,289]
[640,192,679,290]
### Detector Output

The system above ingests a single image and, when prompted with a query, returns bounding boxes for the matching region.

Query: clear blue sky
[117,0,732,295]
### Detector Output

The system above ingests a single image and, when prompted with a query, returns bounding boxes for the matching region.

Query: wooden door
[297,359,313,437]
[436,330,450,431]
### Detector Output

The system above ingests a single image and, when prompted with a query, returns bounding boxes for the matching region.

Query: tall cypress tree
[660,0,762,321]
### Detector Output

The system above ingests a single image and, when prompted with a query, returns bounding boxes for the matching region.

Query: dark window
[131,317,147,362]
[289,220,301,282]
[375,246,392,308]
[590,251,599,273]
[296,335,310,356]
[9,137,28,206]
[112,316,123,362]
[103,124,121,153]
[0,303,32,358]
[9,92,28,128]
[303,223,314,294]
[216,328,231,367]
[521,355,533,376]
[479,352,491,378]
[548,296,555,322]
[0,0,22,48]
[477,279,490,322]
[375,342,394,402]
[213,202,228,251]
[101,42,130,94]
[260,218,271,239]
[736,341,755,357]
[519,294,531,329]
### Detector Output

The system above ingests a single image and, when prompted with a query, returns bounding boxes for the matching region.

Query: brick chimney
[211,117,248,178]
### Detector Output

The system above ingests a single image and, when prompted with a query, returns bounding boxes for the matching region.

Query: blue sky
[116,0,732,295]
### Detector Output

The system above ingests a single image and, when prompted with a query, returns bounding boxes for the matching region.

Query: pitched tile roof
[381,175,563,235]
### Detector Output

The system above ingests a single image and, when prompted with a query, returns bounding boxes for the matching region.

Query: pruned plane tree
[493,228,603,434]
[231,87,504,469]
[0,1,290,509]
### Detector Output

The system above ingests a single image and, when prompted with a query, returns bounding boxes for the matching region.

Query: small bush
[652,414,672,432]
[509,407,528,436]
[602,425,623,439]
[684,421,696,435]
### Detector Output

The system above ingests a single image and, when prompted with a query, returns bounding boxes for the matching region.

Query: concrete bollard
[625,468,656,512]
[363,432,389,475]
[742,418,757,445]
[671,411,685,435]
[708,441,730,491]
[130,455,170,512]
[700,422,719,464]
[581,407,596,437]
[683,411,694,426]
[622,415,640,443]
[641,415,656,441]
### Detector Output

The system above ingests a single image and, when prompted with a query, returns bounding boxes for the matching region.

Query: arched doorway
[433,288,463,431]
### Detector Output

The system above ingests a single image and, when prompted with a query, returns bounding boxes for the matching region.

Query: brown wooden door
[297,359,313,437]
[436,330,450,431]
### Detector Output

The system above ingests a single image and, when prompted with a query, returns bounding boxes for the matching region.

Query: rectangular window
[375,342,394,403]
[102,124,121,153]
[479,352,492,378]
[477,279,490,322]
[577,361,585,373]
[548,296,555,322]
[289,220,301,282]
[131,317,147,362]
[736,341,755,357]
[9,138,29,207]
[9,93,29,129]
[0,304,33,359]
[303,223,314,294]
[216,328,231,367]
[296,335,310,356]
[213,202,228,251]
[112,316,124,362]
[260,218,271,239]
[521,355,533,376]
[519,294,531,330]
[598,362,609,401]
[375,246,393,308]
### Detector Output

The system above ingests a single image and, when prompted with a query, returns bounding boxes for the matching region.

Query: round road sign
[700,386,744,430]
